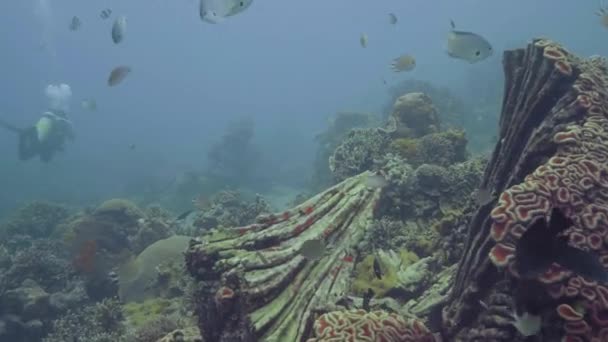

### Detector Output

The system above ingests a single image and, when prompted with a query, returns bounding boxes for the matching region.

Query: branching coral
[0,201,69,242]
[329,128,391,183]
[185,172,381,341]
[306,309,436,342]
[441,38,608,341]
[44,298,126,342]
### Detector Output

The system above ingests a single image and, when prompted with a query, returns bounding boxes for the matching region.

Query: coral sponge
[307,309,435,342]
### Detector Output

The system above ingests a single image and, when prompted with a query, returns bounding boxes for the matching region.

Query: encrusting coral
[441,39,608,341]
[185,171,382,341]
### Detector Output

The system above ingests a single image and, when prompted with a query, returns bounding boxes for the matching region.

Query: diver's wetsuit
[15,111,74,162]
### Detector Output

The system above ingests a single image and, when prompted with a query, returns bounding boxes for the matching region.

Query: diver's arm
[0,118,23,134]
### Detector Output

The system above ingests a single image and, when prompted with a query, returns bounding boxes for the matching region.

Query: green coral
[352,250,419,297]
[389,138,420,161]
[124,298,174,329]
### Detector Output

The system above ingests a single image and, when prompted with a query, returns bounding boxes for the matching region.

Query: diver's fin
[18,127,40,161]
[554,240,608,283]
[515,217,554,278]
[0,118,22,134]
[450,19,456,29]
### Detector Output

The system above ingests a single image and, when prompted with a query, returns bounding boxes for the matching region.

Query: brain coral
[307,309,435,342]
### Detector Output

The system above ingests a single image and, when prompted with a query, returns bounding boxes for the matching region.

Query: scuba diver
[0,110,74,163]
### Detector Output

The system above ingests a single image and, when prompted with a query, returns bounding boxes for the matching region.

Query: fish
[112,16,127,44]
[365,173,388,189]
[360,34,368,48]
[176,210,193,220]
[446,20,493,63]
[373,257,383,279]
[474,187,494,206]
[81,99,97,111]
[515,207,608,283]
[69,16,81,31]
[100,8,112,20]
[388,13,398,25]
[299,239,326,261]
[129,143,136,150]
[390,54,416,72]
[199,0,253,24]
[362,288,374,311]
[108,66,131,86]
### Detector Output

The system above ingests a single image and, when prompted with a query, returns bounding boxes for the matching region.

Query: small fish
[382,78,387,85]
[199,0,253,24]
[129,143,136,150]
[365,173,388,189]
[362,288,374,311]
[299,239,326,261]
[69,16,81,31]
[373,257,383,279]
[446,20,493,64]
[81,99,97,111]
[100,8,112,20]
[112,16,127,44]
[176,210,193,220]
[360,33,368,48]
[388,13,398,25]
[390,54,416,72]
[515,207,608,283]
[475,187,494,206]
[108,66,131,86]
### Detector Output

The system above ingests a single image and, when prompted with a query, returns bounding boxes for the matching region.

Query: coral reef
[190,191,272,233]
[156,327,203,342]
[382,80,467,126]
[306,309,436,342]
[441,39,608,341]
[0,201,69,245]
[329,128,391,182]
[206,117,261,188]
[185,172,381,341]
[387,92,441,138]
[43,298,127,342]
[118,235,191,302]
[312,112,379,190]
[389,129,467,168]
[351,250,420,298]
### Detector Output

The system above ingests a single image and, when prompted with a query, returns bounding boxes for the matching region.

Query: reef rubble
[441,38,608,341]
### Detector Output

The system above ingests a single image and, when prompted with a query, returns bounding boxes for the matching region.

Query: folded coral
[185,171,382,341]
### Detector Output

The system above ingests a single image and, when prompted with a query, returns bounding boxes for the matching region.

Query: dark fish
[108,66,131,86]
[515,207,608,283]
[176,210,193,220]
[373,257,383,279]
[129,143,136,150]
[69,16,81,31]
[112,16,127,44]
[100,8,112,20]
[362,288,374,311]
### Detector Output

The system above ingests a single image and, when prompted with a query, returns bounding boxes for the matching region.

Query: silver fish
[299,239,326,261]
[108,66,131,86]
[199,0,253,24]
[388,13,398,25]
[446,20,493,63]
[69,16,81,31]
[112,16,127,44]
[360,33,368,48]
[365,173,388,189]
[81,99,97,111]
